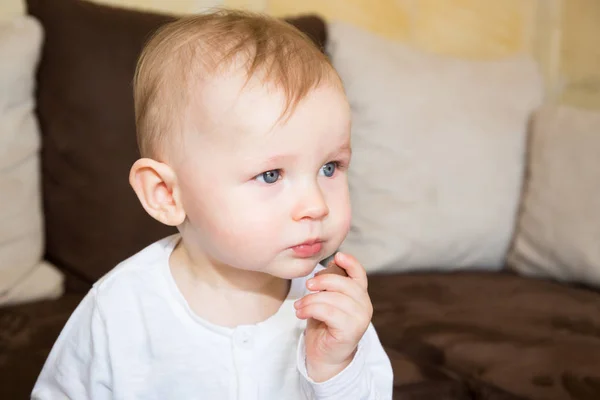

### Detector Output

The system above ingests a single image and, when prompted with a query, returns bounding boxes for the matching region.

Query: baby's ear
[129,158,186,226]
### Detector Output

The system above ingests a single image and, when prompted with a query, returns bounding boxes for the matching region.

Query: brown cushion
[26,0,327,285]
[369,270,600,400]
[0,293,84,400]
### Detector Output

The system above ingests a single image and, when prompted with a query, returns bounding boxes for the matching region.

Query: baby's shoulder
[91,235,179,311]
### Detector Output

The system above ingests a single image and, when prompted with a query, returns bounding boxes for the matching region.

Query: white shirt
[32,235,393,399]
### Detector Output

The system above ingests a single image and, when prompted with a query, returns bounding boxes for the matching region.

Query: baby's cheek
[341,210,352,231]
[337,212,352,242]
[229,207,278,241]
[225,221,281,270]
[332,197,352,239]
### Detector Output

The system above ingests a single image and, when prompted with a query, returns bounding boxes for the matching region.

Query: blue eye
[321,162,336,177]
[257,170,280,184]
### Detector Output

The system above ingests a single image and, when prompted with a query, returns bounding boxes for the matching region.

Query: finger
[317,260,348,277]
[294,290,362,317]
[307,273,366,303]
[295,302,351,332]
[333,252,368,290]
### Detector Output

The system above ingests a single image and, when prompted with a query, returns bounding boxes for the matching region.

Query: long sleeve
[297,323,394,399]
[31,289,113,400]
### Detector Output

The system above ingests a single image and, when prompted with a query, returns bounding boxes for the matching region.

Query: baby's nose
[291,184,329,221]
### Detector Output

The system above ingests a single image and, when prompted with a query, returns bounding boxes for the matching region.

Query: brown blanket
[2,270,599,399]
[370,270,600,399]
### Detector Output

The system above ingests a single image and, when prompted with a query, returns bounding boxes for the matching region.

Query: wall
[559,0,600,109]
[268,0,573,108]
[271,0,536,59]
[1,0,598,109]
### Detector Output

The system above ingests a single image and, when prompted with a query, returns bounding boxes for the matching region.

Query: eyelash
[331,160,348,171]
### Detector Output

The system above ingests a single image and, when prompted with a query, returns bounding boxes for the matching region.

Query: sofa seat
[371,270,600,399]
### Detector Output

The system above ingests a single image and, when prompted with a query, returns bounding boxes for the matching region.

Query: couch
[1,0,599,399]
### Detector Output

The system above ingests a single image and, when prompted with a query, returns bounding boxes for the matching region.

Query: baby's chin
[264,257,324,280]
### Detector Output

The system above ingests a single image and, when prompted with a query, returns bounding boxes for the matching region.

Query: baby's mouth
[290,239,323,258]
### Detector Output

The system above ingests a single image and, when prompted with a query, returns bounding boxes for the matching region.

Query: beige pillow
[328,21,543,273]
[508,105,600,286]
[0,15,64,306]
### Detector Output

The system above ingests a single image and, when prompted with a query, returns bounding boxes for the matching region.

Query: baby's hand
[294,252,373,382]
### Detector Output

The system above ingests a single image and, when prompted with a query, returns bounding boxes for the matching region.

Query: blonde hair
[133,9,341,159]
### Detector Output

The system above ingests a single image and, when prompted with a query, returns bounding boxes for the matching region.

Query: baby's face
[172,72,352,279]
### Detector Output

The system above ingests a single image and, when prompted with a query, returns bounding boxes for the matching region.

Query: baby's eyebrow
[249,154,296,171]
[264,154,295,164]
[330,142,352,158]
[245,141,351,171]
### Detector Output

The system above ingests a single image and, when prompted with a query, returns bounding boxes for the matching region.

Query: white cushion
[0,15,64,306]
[508,105,600,287]
[329,21,543,273]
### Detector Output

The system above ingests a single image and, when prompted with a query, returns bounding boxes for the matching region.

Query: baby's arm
[298,321,394,399]
[31,289,113,399]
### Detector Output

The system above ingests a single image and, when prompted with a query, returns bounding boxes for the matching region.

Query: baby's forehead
[187,72,292,136]
[192,82,348,143]
[189,58,345,120]
[198,68,286,109]
[177,64,349,151]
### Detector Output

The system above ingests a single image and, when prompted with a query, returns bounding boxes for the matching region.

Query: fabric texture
[32,235,393,399]
[328,21,543,273]
[371,270,600,400]
[0,15,64,306]
[507,105,600,287]
[26,0,328,287]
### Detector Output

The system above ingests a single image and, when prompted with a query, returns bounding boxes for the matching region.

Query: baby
[32,9,393,399]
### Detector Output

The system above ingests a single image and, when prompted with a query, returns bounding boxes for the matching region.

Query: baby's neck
[169,240,291,328]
